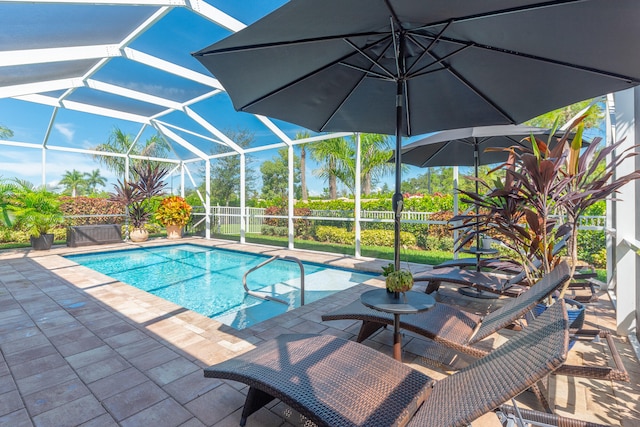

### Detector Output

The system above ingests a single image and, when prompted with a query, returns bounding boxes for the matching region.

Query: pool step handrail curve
[243,256,305,306]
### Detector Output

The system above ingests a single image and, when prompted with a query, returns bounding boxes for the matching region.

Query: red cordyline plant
[109,163,168,229]
[453,115,640,298]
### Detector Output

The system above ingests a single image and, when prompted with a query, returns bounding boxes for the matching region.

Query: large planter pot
[165,225,183,239]
[534,298,585,329]
[30,234,54,251]
[129,228,149,243]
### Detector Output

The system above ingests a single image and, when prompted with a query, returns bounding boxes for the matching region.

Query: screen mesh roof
[0,0,343,167]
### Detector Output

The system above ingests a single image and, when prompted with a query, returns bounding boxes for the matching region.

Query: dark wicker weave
[203,303,570,427]
[204,334,433,427]
[323,261,628,383]
[322,261,571,359]
[555,329,629,382]
[497,404,611,427]
[414,265,527,296]
[430,238,568,274]
[408,301,569,426]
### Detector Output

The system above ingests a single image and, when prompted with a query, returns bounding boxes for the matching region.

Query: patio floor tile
[87,367,149,401]
[119,398,193,427]
[185,384,246,426]
[23,378,91,417]
[102,380,168,421]
[31,394,106,427]
[0,240,636,426]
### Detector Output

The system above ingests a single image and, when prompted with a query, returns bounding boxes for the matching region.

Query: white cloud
[54,123,75,143]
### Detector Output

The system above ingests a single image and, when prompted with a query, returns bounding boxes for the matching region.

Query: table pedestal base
[393,315,402,361]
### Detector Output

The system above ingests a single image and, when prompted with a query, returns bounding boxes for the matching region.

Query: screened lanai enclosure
[2,0,640,342]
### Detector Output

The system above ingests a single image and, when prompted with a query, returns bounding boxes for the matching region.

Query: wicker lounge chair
[421,238,598,302]
[322,260,628,387]
[430,237,568,273]
[204,302,603,427]
[413,265,529,296]
[322,261,571,359]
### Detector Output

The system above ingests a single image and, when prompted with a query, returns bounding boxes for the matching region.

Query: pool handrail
[242,255,305,306]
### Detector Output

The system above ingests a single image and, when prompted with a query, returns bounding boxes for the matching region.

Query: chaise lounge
[323,262,570,358]
[322,261,628,385]
[203,302,605,427]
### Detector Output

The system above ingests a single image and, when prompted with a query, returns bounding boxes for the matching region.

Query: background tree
[59,169,87,197]
[92,128,170,177]
[310,133,394,197]
[347,133,394,196]
[84,169,107,194]
[261,148,300,200]
[525,99,604,129]
[204,129,256,206]
[308,136,350,199]
[296,131,310,201]
[0,124,13,139]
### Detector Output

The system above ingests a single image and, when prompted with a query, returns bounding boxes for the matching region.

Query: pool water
[66,244,376,329]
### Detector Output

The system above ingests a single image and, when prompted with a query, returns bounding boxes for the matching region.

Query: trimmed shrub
[59,196,124,225]
[361,229,416,247]
[422,236,454,251]
[315,226,353,245]
[261,225,288,237]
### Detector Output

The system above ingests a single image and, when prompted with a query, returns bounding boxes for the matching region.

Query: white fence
[194,207,606,236]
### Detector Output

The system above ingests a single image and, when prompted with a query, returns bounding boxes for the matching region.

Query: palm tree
[296,132,310,201]
[357,133,394,196]
[92,127,170,177]
[0,125,13,139]
[310,134,394,197]
[84,169,107,194]
[59,169,87,197]
[308,136,351,199]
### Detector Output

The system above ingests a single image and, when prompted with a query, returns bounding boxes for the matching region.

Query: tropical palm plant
[9,186,63,237]
[0,177,18,227]
[59,169,87,197]
[0,124,13,139]
[84,169,107,194]
[296,132,310,201]
[308,136,351,199]
[348,133,394,195]
[93,128,170,176]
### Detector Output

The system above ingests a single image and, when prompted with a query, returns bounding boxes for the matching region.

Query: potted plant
[155,195,192,239]
[382,263,414,297]
[10,186,64,250]
[110,163,168,242]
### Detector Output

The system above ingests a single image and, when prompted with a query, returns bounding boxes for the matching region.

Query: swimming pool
[65,244,376,329]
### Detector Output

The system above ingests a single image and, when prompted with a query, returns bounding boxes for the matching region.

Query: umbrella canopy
[194,0,640,268]
[394,125,569,168]
[392,124,574,261]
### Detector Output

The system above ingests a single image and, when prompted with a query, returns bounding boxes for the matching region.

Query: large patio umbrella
[193,0,640,269]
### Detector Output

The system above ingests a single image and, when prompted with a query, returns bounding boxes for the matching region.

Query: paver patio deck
[0,237,638,426]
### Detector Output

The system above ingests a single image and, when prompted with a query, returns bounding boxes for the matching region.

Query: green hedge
[315,225,417,247]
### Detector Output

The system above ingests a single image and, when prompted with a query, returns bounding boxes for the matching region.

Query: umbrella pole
[393,80,404,272]
[475,142,480,252]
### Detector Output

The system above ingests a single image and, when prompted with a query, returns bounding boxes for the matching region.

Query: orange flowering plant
[155,196,192,226]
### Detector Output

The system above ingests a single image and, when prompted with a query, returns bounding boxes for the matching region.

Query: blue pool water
[65,244,376,329]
